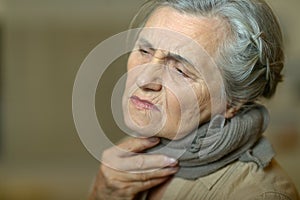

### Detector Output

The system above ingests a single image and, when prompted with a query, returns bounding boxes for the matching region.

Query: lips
[130,95,158,111]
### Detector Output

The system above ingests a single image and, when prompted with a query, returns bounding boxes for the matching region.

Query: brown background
[0,0,299,199]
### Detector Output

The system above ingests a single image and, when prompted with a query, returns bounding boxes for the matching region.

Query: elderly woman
[89,0,299,199]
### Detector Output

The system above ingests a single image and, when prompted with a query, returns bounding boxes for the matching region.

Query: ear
[225,103,243,119]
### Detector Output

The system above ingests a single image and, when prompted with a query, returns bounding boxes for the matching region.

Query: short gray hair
[131,0,284,108]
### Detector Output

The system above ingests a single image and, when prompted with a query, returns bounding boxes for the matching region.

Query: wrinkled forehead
[142,6,229,55]
[136,27,215,71]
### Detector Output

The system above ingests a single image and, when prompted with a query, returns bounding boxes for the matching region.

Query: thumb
[115,137,160,156]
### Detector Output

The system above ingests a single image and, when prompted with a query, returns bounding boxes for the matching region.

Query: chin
[123,115,162,138]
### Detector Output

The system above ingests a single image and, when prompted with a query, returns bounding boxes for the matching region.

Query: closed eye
[137,43,154,56]
[167,58,190,78]
[176,67,189,78]
[139,48,150,55]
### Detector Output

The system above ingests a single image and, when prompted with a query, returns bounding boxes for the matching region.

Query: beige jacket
[152,160,299,200]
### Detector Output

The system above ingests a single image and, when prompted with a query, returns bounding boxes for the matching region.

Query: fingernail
[166,157,177,165]
[148,137,159,143]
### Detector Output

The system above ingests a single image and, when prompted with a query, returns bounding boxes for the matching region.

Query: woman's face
[122,7,227,140]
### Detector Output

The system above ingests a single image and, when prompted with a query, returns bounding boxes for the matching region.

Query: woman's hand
[88,137,179,200]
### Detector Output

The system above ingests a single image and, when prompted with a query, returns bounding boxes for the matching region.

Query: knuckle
[140,179,153,189]
[136,155,146,169]
[99,164,105,173]
[105,177,120,189]
[100,164,109,176]
[118,182,130,190]
[111,181,132,192]
[100,166,111,182]
[101,149,111,161]
[101,148,119,167]
[139,173,149,181]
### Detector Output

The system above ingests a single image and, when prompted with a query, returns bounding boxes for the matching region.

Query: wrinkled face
[122,7,227,140]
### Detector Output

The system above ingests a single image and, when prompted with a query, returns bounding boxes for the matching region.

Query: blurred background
[0,0,299,199]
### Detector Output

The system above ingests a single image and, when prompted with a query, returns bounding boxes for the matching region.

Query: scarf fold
[147,104,275,180]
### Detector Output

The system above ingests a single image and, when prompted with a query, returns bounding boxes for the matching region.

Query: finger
[102,137,177,172]
[102,150,178,171]
[115,137,160,155]
[102,163,179,182]
[101,165,175,192]
[101,137,161,169]
[118,167,179,182]
[119,154,178,171]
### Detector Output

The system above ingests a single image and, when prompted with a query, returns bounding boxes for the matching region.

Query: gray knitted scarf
[147,104,275,180]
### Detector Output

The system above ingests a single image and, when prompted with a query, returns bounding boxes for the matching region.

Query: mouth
[130,95,159,111]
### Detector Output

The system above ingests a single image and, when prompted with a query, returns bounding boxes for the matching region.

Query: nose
[136,64,163,91]
[136,51,166,91]
[137,76,162,91]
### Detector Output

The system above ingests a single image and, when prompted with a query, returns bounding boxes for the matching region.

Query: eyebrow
[137,37,196,69]
[168,52,195,69]
[137,37,154,49]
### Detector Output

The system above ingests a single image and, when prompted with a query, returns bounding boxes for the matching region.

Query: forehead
[143,6,228,55]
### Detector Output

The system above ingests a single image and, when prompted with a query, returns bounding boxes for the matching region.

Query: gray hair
[131,0,284,108]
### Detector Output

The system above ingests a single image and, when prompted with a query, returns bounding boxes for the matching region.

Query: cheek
[163,85,200,138]
[127,51,146,71]
[127,53,136,71]
[195,82,210,105]
[125,53,140,87]
[175,82,210,129]
[165,89,181,119]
